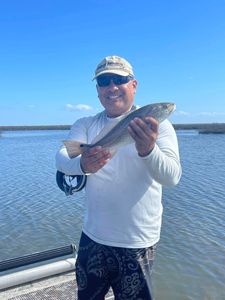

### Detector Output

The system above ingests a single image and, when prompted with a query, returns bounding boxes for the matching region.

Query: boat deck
[0,271,114,300]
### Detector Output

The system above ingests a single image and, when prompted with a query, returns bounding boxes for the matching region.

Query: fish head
[143,102,176,123]
[160,102,176,115]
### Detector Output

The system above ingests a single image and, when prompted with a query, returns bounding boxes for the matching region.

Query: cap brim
[92,69,131,80]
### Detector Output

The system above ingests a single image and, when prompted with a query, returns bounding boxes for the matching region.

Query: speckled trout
[64,102,176,158]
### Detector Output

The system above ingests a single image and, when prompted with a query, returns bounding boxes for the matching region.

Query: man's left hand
[128,117,159,157]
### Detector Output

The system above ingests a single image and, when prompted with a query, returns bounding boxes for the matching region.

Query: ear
[132,79,138,91]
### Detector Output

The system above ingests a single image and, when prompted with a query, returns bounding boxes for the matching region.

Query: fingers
[128,118,149,140]
[128,117,159,157]
[80,146,111,174]
[145,116,158,132]
[83,146,111,163]
[128,117,158,139]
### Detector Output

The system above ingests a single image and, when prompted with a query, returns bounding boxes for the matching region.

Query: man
[56,55,182,299]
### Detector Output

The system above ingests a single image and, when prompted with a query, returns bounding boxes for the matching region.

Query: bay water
[0,130,224,299]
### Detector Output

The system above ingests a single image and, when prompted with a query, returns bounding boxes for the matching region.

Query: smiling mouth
[108,95,121,100]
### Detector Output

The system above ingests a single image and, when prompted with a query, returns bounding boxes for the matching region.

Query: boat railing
[0,244,76,291]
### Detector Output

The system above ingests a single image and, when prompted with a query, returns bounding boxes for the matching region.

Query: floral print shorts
[75,232,157,300]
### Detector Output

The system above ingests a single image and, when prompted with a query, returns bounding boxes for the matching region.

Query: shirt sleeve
[140,119,182,186]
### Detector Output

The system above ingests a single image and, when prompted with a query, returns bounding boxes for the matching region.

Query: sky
[0,0,225,125]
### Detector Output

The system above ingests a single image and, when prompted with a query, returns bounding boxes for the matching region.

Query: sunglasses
[96,75,134,87]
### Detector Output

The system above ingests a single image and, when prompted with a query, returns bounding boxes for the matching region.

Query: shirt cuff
[79,158,91,175]
[138,145,157,159]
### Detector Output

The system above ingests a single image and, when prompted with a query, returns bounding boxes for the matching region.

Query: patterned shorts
[75,232,157,300]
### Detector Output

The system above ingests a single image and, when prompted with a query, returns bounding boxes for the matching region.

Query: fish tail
[63,140,84,158]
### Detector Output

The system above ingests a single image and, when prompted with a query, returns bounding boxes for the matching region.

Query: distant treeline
[0,125,70,131]
[173,123,225,133]
[1,123,225,133]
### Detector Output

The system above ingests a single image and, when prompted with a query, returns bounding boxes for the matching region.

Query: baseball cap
[93,55,134,80]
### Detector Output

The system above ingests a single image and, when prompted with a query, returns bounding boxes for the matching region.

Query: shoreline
[1,123,225,133]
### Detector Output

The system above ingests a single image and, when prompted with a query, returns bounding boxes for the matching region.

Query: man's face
[96,74,138,118]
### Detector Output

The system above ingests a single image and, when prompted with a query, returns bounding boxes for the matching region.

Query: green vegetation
[173,123,225,134]
[0,123,225,134]
[0,125,70,131]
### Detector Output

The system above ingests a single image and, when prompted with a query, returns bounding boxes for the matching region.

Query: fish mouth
[163,102,176,112]
[170,103,176,112]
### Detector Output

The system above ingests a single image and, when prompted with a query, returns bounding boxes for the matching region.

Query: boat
[0,244,114,299]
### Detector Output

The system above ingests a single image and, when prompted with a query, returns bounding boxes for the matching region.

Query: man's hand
[80,146,111,174]
[128,116,159,157]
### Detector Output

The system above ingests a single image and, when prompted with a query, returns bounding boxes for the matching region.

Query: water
[0,130,225,299]
[0,130,85,258]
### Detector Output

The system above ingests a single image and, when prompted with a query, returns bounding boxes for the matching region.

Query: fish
[63,102,176,158]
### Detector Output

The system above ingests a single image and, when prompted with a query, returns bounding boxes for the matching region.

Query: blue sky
[0,0,225,125]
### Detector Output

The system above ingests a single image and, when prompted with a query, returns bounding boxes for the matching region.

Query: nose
[107,80,119,90]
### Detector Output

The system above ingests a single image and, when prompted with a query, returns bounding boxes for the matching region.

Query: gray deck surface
[0,271,114,300]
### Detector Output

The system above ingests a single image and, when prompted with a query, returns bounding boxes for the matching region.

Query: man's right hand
[80,146,111,174]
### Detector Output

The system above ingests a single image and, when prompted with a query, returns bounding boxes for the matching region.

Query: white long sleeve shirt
[56,109,182,248]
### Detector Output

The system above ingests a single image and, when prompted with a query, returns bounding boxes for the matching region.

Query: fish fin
[63,140,84,158]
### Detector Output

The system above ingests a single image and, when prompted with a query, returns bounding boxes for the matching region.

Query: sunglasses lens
[97,75,133,87]
[97,77,111,87]
[113,76,124,85]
